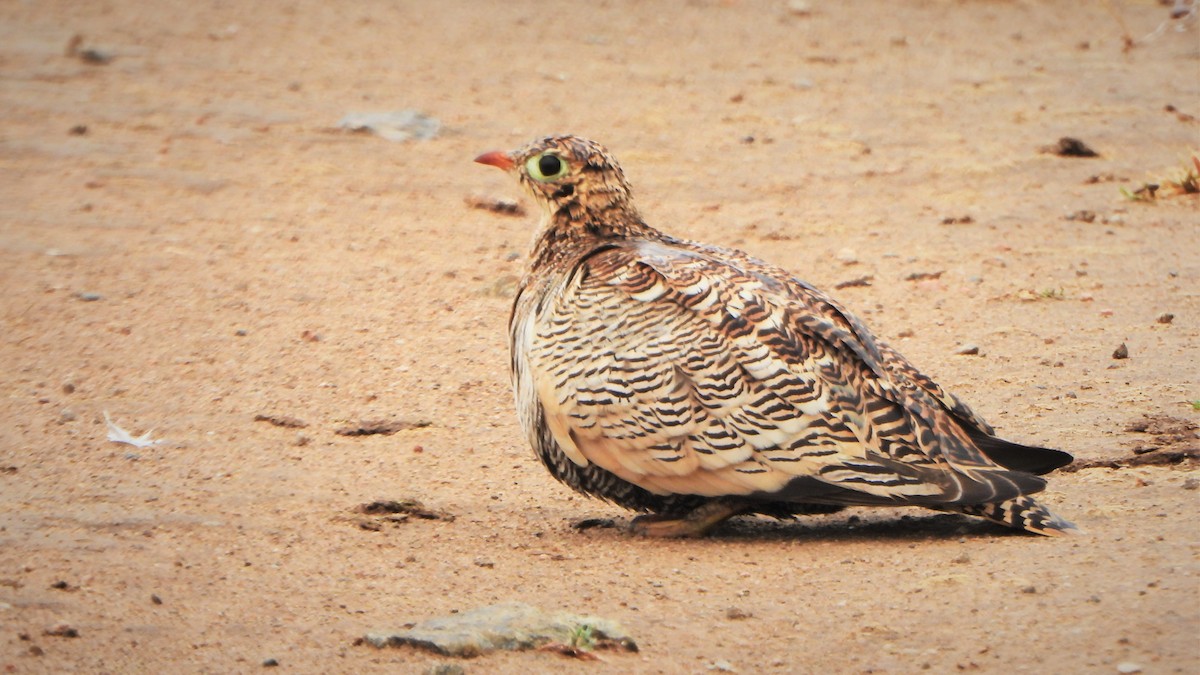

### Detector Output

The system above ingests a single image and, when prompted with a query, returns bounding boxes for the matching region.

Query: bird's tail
[947,495,1080,536]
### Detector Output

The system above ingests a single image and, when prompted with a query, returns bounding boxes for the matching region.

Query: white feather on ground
[103,411,162,448]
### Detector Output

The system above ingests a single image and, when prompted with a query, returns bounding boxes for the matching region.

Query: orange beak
[474,150,515,171]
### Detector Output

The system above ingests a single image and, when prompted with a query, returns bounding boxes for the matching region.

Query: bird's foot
[629,500,750,538]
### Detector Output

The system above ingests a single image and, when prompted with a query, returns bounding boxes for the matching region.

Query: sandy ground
[2,1,1198,673]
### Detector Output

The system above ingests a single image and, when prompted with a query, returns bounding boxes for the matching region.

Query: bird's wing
[687,239,1000,435]
[684,239,1072,474]
[528,239,1043,507]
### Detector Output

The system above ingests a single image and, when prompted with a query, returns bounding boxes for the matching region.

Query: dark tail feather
[966,429,1074,475]
[950,495,1080,536]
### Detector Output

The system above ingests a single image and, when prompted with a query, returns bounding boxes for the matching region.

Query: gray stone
[363,602,637,658]
[336,110,439,142]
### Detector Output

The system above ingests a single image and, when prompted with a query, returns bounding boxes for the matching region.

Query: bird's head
[475,135,636,225]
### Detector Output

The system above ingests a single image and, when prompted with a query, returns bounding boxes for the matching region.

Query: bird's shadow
[574,510,1027,543]
[718,512,1023,542]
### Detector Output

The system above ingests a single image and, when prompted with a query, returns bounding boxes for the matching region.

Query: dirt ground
[2,1,1198,673]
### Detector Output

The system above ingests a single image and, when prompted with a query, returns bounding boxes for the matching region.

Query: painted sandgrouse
[476,135,1077,538]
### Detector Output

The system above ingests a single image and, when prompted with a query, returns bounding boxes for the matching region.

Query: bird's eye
[526,152,569,182]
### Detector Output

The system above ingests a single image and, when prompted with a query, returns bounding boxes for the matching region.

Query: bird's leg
[629,499,751,538]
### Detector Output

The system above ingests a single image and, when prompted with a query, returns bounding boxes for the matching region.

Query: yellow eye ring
[525,152,569,182]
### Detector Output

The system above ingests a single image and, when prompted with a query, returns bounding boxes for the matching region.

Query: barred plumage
[477,135,1077,538]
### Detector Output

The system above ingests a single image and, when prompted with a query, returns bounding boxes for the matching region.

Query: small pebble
[786,0,812,16]
[1182,478,1198,490]
[1116,662,1142,674]
[954,344,980,356]
[465,194,525,217]
[78,48,113,64]
[1112,343,1129,360]
[262,658,279,667]
[1044,136,1099,158]
[76,292,103,302]
[1156,313,1174,324]
[44,623,79,638]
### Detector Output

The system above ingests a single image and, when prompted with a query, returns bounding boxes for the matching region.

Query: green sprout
[568,624,596,652]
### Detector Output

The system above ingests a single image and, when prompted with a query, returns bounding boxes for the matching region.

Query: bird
[475,135,1077,538]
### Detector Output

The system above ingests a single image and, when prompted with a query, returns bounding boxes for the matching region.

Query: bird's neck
[527,199,658,268]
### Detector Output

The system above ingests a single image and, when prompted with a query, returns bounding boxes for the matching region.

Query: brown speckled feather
[481,135,1076,537]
